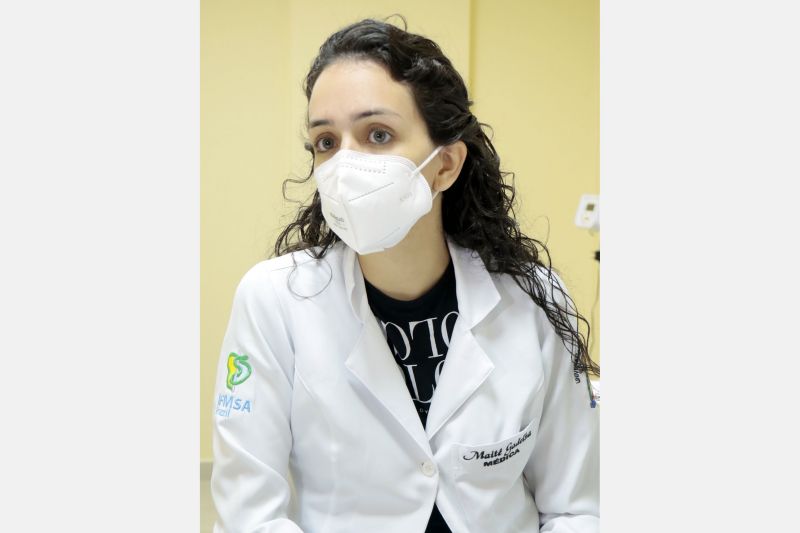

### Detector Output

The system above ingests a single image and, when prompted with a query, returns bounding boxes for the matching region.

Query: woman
[212,16,599,533]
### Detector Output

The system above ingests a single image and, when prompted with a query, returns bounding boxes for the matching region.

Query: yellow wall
[201,0,599,461]
[469,0,600,363]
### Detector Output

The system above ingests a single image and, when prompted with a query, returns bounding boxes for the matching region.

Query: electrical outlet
[575,194,599,231]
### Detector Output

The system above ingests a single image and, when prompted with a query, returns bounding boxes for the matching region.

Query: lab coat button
[421,461,437,477]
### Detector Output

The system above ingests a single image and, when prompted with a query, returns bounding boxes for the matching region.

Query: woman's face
[307,59,440,186]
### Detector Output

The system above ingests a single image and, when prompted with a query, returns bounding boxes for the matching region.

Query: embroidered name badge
[461,426,535,468]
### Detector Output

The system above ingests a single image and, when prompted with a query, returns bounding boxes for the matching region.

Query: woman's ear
[433,140,468,193]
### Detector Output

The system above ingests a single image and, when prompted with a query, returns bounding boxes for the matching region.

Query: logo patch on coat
[226,352,252,390]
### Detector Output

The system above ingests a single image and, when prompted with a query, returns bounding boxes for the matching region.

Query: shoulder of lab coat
[522,267,600,532]
[211,250,317,533]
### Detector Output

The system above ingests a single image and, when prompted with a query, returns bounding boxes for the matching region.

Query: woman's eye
[314,137,335,152]
[368,129,392,144]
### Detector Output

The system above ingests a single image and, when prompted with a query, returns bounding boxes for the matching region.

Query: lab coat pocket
[451,418,539,530]
[452,417,538,488]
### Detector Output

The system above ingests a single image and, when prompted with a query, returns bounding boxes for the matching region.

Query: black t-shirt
[364,258,458,533]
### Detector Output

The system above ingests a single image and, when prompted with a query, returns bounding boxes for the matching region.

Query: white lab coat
[211,237,599,533]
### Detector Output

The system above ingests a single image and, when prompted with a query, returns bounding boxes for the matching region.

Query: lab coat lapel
[424,238,501,440]
[343,244,433,456]
[341,237,502,453]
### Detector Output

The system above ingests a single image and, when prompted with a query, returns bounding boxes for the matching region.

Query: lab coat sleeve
[210,264,304,533]
[523,272,599,533]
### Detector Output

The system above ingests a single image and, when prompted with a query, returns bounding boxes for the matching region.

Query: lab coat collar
[343,236,501,329]
[342,236,501,454]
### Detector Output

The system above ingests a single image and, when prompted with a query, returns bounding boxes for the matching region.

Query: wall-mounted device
[575,194,600,405]
[574,194,599,232]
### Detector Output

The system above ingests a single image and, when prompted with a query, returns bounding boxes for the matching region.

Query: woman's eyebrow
[307,108,401,130]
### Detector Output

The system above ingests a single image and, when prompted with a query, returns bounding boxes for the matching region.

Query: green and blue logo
[226,352,252,391]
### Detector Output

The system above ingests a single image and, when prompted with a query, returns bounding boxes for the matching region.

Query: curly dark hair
[273,15,600,382]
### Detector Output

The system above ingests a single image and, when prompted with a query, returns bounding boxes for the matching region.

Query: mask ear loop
[414,145,444,175]
[415,145,445,199]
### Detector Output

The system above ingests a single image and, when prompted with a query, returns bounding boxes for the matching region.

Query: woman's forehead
[308,60,419,126]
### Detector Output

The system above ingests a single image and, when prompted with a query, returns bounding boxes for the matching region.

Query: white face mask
[313,146,443,255]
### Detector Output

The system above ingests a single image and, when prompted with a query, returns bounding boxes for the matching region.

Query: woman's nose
[339,134,361,152]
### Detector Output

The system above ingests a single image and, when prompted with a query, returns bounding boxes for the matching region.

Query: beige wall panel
[471,0,600,363]
[201,0,291,462]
